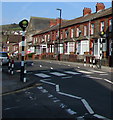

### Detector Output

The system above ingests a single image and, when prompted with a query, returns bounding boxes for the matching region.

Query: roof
[61,7,112,28]
[33,7,112,36]
[26,16,56,33]
[7,35,22,43]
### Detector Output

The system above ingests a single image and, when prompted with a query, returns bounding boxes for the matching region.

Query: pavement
[1,59,112,94]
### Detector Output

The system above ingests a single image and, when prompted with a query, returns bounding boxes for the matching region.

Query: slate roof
[61,7,112,28]
[7,35,22,43]
[33,7,112,36]
[26,16,56,34]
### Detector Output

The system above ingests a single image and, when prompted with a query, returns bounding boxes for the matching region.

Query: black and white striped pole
[99,38,103,69]
[19,19,28,82]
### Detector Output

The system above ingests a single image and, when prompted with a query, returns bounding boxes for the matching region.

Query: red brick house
[32,3,112,65]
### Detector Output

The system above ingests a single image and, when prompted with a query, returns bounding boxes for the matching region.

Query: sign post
[19,19,28,82]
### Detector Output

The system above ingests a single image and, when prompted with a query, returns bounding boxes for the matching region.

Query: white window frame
[91,23,94,35]
[84,26,87,36]
[71,28,74,38]
[76,27,79,37]
[109,19,112,32]
[100,21,104,32]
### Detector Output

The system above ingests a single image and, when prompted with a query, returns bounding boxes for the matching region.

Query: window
[91,23,94,35]
[71,28,74,38]
[84,26,87,36]
[109,19,112,32]
[100,21,104,32]
[76,27,80,37]
[65,30,68,38]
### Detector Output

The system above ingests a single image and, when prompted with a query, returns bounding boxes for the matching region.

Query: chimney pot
[83,8,92,16]
[96,2,105,12]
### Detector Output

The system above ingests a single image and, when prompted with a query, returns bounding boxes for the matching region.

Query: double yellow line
[1,83,42,96]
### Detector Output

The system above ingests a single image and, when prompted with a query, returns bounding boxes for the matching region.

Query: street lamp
[56,8,62,61]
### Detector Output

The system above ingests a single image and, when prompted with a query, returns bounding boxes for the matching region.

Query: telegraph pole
[19,19,28,82]
[57,8,62,61]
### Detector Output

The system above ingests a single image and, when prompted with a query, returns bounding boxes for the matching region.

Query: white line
[81,99,94,114]
[93,114,111,120]
[77,70,93,74]
[64,71,81,75]
[35,73,51,78]
[88,77,102,80]
[99,74,108,76]
[56,85,60,92]
[90,70,106,74]
[40,80,56,86]
[50,72,66,76]
[40,79,51,81]
[104,79,113,85]
[58,92,81,100]
[65,108,77,115]
[62,76,72,79]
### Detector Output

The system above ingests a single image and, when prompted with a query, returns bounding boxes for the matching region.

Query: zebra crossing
[34,69,108,79]
[35,71,81,78]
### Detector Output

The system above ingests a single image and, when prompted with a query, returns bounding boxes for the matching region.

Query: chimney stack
[96,3,105,12]
[83,8,92,16]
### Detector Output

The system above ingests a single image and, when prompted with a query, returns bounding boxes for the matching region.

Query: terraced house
[32,3,112,66]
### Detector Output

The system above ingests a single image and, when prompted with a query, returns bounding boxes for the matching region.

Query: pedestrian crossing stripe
[35,73,50,78]
[77,70,93,74]
[64,71,80,75]
[50,72,66,76]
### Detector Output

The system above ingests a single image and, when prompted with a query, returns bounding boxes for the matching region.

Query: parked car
[0,52,10,65]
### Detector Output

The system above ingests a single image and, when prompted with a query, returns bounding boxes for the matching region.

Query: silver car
[0,52,9,65]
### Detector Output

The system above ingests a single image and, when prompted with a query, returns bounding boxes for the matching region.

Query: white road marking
[53,99,60,103]
[50,72,66,76]
[82,75,91,77]
[37,86,43,90]
[58,92,81,100]
[64,71,81,75]
[104,79,113,85]
[35,73,50,78]
[41,89,48,93]
[62,76,72,79]
[40,80,56,86]
[77,70,93,74]
[4,106,20,110]
[93,114,111,120]
[81,99,94,114]
[65,108,77,115]
[60,103,67,108]
[90,70,106,74]
[99,74,108,76]
[56,85,60,92]
[88,77,102,80]
[48,94,54,98]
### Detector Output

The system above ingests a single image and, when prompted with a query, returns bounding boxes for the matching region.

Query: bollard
[8,59,11,73]
[93,58,96,68]
[89,57,92,67]
[11,59,14,75]
[23,70,27,82]
[84,56,86,66]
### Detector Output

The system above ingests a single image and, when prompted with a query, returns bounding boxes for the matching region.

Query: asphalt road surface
[2,60,113,120]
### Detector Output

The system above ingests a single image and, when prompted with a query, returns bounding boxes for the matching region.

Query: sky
[1,1,112,25]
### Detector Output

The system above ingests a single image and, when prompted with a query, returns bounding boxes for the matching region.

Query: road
[2,60,113,120]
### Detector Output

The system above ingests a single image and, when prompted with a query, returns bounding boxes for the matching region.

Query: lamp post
[56,8,62,61]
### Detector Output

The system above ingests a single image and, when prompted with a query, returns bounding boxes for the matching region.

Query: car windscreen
[0,53,8,57]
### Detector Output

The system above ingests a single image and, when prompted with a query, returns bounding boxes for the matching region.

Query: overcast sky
[1,1,111,25]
